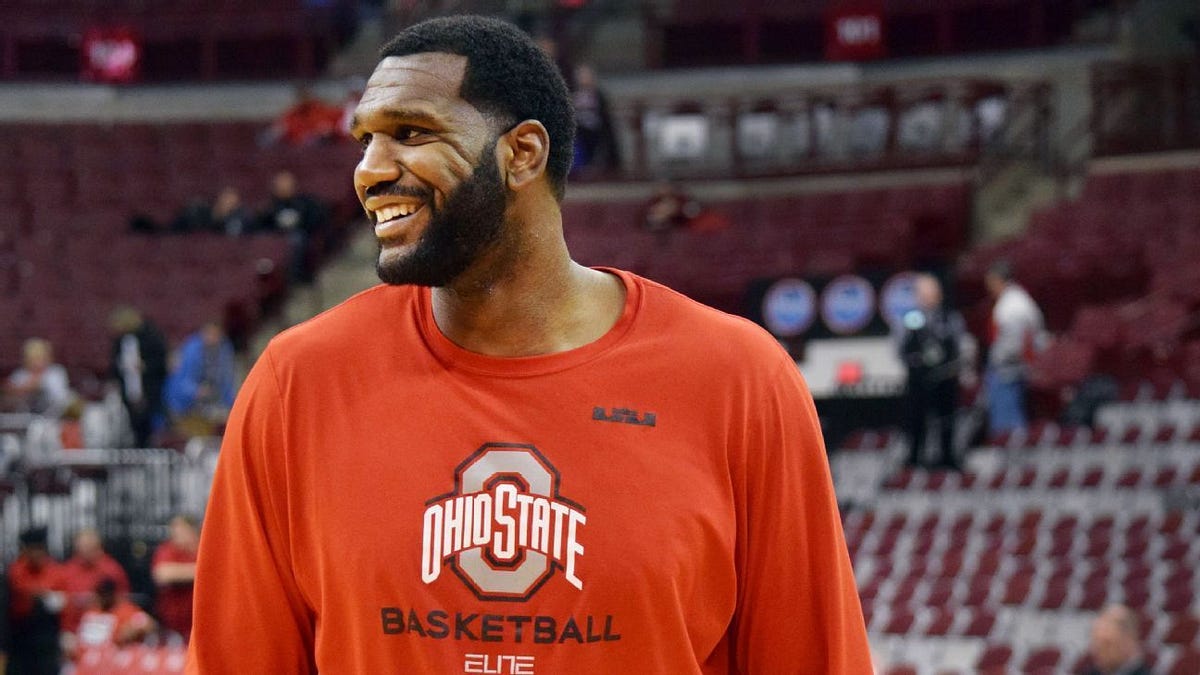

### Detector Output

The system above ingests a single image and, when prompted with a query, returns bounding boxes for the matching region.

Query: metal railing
[1,440,219,565]
[607,77,1048,181]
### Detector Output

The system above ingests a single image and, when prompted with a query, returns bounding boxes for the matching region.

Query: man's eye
[357,133,372,149]
[397,127,428,141]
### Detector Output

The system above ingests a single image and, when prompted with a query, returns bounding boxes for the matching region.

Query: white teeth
[375,204,420,222]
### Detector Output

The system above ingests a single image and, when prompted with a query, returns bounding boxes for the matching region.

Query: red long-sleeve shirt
[189,270,871,673]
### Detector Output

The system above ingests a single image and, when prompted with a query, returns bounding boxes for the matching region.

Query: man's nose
[356,137,402,190]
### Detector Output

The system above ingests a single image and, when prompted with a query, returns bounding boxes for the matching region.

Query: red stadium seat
[1021,647,1061,674]
[976,643,1013,672]
[1167,648,1200,675]
[1164,614,1200,646]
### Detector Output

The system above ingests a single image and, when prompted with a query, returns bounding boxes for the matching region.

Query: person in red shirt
[260,85,345,147]
[188,15,870,674]
[74,577,155,656]
[7,527,67,675]
[152,515,198,640]
[59,528,130,636]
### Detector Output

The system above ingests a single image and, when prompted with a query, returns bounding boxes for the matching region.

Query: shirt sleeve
[732,359,872,674]
[988,298,1026,367]
[186,349,317,674]
[43,365,72,413]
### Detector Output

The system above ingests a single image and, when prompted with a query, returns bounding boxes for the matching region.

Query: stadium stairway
[248,226,379,358]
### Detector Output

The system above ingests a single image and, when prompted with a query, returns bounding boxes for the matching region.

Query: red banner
[825,1,887,62]
[81,26,142,83]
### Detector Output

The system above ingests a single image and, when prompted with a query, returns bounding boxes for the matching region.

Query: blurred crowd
[1,517,199,674]
[130,169,332,286]
[4,308,237,450]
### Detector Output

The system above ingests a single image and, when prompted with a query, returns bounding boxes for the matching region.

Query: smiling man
[187,15,869,674]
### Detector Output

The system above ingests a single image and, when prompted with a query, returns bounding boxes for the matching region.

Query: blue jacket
[164,332,236,416]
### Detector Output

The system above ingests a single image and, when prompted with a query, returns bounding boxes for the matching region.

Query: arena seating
[0,121,362,379]
[651,0,1115,67]
[0,0,348,80]
[833,396,1200,674]
[957,165,1200,414]
[75,644,187,675]
[562,180,970,315]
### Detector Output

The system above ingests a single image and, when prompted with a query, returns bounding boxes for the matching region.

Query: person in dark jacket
[6,527,65,675]
[108,306,168,448]
[899,274,965,470]
[257,171,328,283]
[0,564,9,673]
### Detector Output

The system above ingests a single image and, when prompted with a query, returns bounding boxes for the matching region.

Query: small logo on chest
[591,407,656,427]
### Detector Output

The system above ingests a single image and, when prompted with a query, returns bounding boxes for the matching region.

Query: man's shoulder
[265,284,415,361]
[632,273,791,368]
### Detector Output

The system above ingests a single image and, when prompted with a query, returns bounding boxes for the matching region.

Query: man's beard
[376,140,508,288]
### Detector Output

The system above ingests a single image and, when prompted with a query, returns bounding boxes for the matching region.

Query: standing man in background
[108,306,168,448]
[189,15,868,674]
[900,273,966,470]
[984,261,1045,436]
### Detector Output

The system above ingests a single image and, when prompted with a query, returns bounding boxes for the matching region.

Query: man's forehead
[367,52,468,91]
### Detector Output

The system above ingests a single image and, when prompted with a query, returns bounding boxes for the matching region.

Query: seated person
[4,338,73,417]
[212,186,252,237]
[643,182,701,232]
[642,182,730,233]
[60,529,131,638]
[73,577,154,657]
[168,197,213,234]
[164,323,236,437]
[259,86,345,147]
[257,171,328,283]
[152,515,199,641]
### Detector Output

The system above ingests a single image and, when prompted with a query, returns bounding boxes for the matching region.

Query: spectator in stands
[899,274,966,470]
[211,186,253,237]
[571,63,620,175]
[73,577,154,656]
[641,181,730,233]
[984,261,1045,435]
[108,306,169,448]
[335,79,366,139]
[1084,604,1150,675]
[258,170,328,283]
[152,515,198,641]
[643,181,702,232]
[169,196,213,234]
[6,527,66,675]
[259,85,345,147]
[4,338,73,418]
[59,528,131,639]
[164,322,237,437]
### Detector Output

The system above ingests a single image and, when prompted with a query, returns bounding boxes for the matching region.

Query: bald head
[1089,604,1140,672]
[914,274,943,311]
[73,528,104,562]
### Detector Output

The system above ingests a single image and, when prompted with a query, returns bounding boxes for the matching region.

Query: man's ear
[499,119,550,192]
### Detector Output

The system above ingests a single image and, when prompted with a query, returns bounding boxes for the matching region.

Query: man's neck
[429,220,624,357]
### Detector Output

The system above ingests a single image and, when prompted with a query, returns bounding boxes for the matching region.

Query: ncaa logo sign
[762,278,816,337]
[421,443,587,601]
[880,271,920,330]
[821,274,876,335]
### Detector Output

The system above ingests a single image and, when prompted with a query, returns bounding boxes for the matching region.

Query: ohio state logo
[421,443,587,602]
